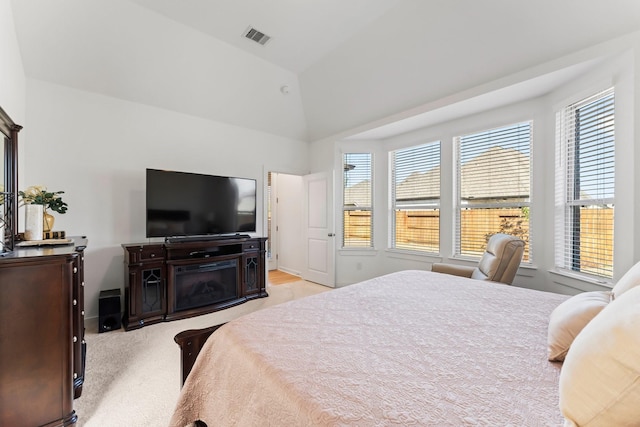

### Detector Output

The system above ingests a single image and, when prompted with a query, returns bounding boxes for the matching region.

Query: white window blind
[455,121,532,261]
[390,141,440,252]
[343,153,373,248]
[555,88,614,279]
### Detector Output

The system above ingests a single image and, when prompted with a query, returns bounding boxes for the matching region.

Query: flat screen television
[146,168,257,238]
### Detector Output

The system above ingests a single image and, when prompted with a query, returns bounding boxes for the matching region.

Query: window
[343,153,373,248]
[390,141,441,252]
[455,121,532,261]
[555,88,614,279]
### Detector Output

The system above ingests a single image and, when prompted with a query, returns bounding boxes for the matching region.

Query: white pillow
[559,285,640,426]
[612,259,640,298]
[547,291,611,362]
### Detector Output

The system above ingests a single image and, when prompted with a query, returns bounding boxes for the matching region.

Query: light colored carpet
[74,280,330,427]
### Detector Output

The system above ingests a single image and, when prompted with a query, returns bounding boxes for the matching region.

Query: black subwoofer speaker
[99,288,122,333]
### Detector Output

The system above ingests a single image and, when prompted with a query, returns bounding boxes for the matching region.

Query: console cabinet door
[126,261,166,329]
[123,244,167,330]
[242,239,266,298]
[242,253,261,295]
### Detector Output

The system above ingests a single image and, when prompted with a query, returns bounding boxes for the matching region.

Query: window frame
[342,152,374,249]
[454,120,533,262]
[389,141,441,254]
[554,88,615,280]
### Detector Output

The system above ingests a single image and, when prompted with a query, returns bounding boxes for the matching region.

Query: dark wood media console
[122,236,267,330]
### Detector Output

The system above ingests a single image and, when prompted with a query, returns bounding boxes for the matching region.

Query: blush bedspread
[169,270,568,427]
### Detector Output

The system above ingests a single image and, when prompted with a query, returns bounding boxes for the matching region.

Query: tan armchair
[431,233,525,285]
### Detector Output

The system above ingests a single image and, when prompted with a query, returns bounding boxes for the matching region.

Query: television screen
[146,168,257,238]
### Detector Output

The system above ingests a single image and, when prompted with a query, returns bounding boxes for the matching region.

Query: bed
[169,269,585,426]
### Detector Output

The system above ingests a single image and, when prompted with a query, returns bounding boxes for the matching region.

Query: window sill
[549,269,613,292]
[385,249,442,263]
[515,263,537,278]
[449,254,480,263]
[338,248,378,257]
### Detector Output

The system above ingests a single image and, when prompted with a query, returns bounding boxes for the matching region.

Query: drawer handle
[73,299,77,306]
[74,373,78,379]
[73,336,77,343]
[73,267,78,274]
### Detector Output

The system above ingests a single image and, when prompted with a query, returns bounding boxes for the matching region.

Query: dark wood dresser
[0,236,87,427]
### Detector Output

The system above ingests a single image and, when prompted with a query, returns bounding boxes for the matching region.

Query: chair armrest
[431,263,475,278]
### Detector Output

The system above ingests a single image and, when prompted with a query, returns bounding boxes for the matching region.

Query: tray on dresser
[16,238,74,247]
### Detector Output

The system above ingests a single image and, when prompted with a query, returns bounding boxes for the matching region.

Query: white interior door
[267,172,278,271]
[302,171,335,287]
[267,172,304,274]
[274,173,304,276]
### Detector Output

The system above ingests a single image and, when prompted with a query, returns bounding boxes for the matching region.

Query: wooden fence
[344,207,614,276]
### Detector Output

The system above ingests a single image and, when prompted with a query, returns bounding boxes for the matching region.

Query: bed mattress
[170,270,568,426]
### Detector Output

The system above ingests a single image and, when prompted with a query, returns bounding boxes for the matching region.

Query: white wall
[0,0,25,253]
[11,0,308,141]
[0,0,26,125]
[300,2,640,141]
[23,79,310,319]
[310,34,639,295]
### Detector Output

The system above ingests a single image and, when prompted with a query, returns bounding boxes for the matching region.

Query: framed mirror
[0,105,22,254]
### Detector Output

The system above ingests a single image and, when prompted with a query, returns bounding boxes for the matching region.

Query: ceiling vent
[243,26,271,46]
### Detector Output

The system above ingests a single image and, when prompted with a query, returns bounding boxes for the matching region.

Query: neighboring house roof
[344,180,371,207]
[344,146,530,205]
[395,167,441,203]
[460,146,530,200]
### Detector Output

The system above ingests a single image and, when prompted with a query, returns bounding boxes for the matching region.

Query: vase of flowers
[19,185,68,239]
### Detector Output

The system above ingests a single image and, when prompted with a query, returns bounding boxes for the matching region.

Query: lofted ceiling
[10,0,640,142]
[128,0,401,74]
